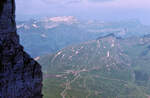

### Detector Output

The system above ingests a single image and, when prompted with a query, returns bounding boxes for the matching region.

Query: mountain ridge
[38,34,150,98]
[17,17,150,57]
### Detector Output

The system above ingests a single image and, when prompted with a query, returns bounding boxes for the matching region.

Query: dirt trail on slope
[60,74,80,98]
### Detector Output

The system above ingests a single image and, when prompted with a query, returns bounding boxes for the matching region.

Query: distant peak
[42,16,78,24]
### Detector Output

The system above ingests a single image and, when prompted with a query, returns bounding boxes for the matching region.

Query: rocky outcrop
[0,0,42,97]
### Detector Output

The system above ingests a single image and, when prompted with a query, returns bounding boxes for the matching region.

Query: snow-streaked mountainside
[17,16,150,57]
[38,34,150,98]
[16,16,150,98]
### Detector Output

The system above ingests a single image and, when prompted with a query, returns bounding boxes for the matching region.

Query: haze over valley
[15,0,150,98]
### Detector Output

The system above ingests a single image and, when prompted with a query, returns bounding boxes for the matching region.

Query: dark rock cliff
[0,0,42,97]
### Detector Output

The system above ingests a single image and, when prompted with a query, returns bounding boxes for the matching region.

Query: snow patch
[41,34,47,38]
[45,24,58,29]
[51,51,62,62]
[75,51,79,54]
[17,24,24,29]
[111,40,115,47]
[32,24,39,28]
[107,51,110,57]
[34,56,40,61]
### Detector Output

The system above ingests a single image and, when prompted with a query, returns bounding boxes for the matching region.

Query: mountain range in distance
[16,16,150,98]
[17,16,150,57]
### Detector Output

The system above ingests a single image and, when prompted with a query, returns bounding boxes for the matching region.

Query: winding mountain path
[60,74,80,98]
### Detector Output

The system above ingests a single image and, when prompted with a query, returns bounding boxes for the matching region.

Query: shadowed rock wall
[0,0,42,97]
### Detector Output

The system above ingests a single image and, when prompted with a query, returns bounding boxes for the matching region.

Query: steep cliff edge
[0,0,42,97]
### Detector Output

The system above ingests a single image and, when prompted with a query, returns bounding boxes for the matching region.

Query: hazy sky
[16,0,150,24]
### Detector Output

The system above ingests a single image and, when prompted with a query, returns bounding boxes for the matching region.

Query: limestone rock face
[0,0,42,97]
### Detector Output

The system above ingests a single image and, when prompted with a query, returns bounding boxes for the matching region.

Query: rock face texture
[0,0,42,97]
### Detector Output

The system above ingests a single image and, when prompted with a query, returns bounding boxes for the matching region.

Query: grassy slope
[39,35,150,98]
